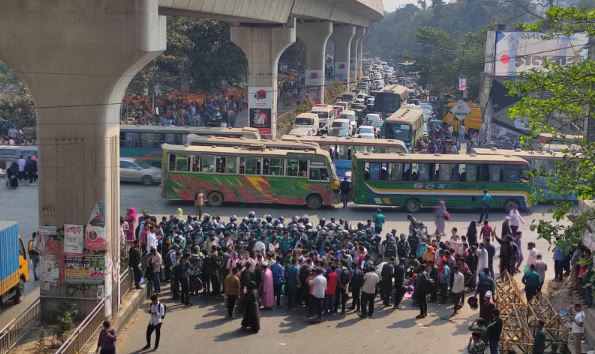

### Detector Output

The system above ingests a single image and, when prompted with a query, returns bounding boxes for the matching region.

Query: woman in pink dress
[261,264,275,309]
[124,208,136,243]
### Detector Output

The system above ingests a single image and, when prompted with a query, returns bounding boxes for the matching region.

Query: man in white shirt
[451,266,465,316]
[509,205,524,234]
[253,236,266,254]
[146,225,158,254]
[571,303,585,354]
[478,243,489,271]
[361,266,380,318]
[526,242,540,267]
[143,295,165,351]
[308,268,327,320]
[16,155,26,180]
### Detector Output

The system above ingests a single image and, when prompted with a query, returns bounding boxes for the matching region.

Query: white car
[328,119,351,137]
[288,126,316,137]
[356,125,376,139]
[120,157,161,185]
[340,110,357,131]
[365,113,383,129]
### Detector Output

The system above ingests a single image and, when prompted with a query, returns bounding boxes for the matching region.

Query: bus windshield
[374,93,401,114]
[383,122,410,141]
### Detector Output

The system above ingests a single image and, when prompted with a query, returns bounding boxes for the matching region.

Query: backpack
[160,303,167,319]
[416,243,428,259]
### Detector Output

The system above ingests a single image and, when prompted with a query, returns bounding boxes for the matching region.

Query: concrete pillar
[0,0,165,320]
[350,27,365,84]
[231,20,296,139]
[329,25,356,86]
[358,28,368,78]
[297,21,333,104]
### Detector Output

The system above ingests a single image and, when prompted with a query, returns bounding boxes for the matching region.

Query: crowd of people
[415,121,466,154]
[5,154,38,188]
[119,199,591,353]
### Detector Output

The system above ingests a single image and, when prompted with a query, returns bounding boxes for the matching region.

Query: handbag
[444,212,451,221]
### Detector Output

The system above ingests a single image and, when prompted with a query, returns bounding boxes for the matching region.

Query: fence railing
[0,298,41,354]
[119,268,134,300]
[54,299,105,354]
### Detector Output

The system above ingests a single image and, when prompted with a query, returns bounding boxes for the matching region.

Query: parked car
[120,157,161,185]
[328,119,351,137]
[356,125,376,139]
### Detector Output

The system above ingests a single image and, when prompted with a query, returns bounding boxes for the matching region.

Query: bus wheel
[404,199,421,213]
[306,194,323,210]
[504,199,520,213]
[207,192,224,207]
[14,278,24,304]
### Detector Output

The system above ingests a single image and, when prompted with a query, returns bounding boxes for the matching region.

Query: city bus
[280,135,408,178]
[471,147,576,202]
[380,107,424,150]
[120,126,260,167]
[351,152,532,213]
[371,84,408,116]
[161,144,340,209]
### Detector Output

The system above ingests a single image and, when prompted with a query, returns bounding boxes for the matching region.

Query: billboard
[305,70,323,104]
[248,87,273,135]
[486,31,589,76]
[335,62,349,83]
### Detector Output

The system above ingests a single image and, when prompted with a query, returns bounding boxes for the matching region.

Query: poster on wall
[64,224,84,255]
[40,254,60,282]
[248,87,273,136]
[334,62,349,84]
[85,225,107,251]
[88,201,105,227]
[305,70,323,104]
[64,256,105,284]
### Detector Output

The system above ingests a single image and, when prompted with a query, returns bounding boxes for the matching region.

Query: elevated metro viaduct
[0,0,382,320]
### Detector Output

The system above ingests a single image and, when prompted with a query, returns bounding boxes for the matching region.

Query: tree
[504,6,595,251]
[417,0,428,10]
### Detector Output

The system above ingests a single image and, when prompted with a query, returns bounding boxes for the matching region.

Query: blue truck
[0,221,29,305]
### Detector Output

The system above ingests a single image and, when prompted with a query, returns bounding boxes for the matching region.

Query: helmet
[230,215,237,222]
[264,214,273,223]
[248,211,256,218]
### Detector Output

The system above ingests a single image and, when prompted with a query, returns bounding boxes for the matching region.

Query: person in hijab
[6,162,19,188]
[241,281,260,333]
[466,221,478,247]
[434,200,448,236]
[125,208,137,243]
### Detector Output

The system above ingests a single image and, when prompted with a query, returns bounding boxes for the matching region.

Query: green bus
[380,107,424,151]
[351,152,532,213]
[120,126,260,167]
[472,148,576,202]
[161,144,340,209]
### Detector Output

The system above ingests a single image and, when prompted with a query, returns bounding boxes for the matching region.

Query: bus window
[201,155,215,173]
[309,166,329,181]
[141,132,161,148]
[502,167,523,183]
[489,165,502,182]
[286,159,299,176]
[164,133,177,144]
[176,155,189,171]
[417,163,430,181]
[122,132,140,148]
[299,160,308,176]
[191,155,200,172]
[242,157,261,174]
[388,162,403,181]
[225,157,238,174]
[168,154,176,171]
[215,157,226,173]
[465,164,478,181]
[438,164,453,182]
[478,165,490,182]
[263,158,283,175]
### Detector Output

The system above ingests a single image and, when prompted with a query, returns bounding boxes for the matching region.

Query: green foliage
[506,6,595,251]
[366,0,540,98]
[55,304,78,341]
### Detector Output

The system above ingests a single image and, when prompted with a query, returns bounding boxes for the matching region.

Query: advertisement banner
[305,70,323,104]
[85,225,107,251]
[248,87,273,135]
[489,31,588,76]
[64,224,84,255]
[335,62,349,84]
[458,78,467,91]
[65,256,106,284]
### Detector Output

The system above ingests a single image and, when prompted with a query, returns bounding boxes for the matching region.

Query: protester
[27,232,40,281]
[522,264,541,302]
[571,303,585,354]
[361,265,380,318]
[224,267,241,318]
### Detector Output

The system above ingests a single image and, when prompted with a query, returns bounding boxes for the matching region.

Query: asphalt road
[0,180,561,345]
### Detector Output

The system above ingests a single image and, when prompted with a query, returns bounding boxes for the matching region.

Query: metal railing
[0,298,41,354]
[119,268,134,300]
[54,298,105,354]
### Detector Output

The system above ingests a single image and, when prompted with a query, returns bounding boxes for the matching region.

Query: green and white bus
[351,152,532,213]
[380,107,424,151]
[161,144,340,209]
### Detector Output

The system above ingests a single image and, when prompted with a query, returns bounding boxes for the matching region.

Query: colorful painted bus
[371,84,408,117]
[471,148,576,202]
[351,152,532,213]
[280,135,408,178]
[380,107,424,150]
[186,134,319,151]
[120,126,260,167]
[161,144,340,209]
